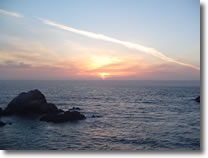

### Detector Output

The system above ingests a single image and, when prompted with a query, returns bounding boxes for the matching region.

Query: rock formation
[1,89,86,123]
[40,110,86,123]
[3,89,59,116]
[195,96,200,103]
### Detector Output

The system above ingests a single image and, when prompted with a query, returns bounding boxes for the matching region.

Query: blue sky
[0,0,200,80]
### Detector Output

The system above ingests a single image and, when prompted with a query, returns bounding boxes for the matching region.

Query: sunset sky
[0,0,200,80]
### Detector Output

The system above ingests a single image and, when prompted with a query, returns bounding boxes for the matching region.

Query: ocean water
[0,80,200,150]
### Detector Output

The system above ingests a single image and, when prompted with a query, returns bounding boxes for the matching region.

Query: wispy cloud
[39,18,200,71]
[0,9,23,17]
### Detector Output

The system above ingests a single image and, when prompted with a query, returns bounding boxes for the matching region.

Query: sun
[98,72,111,80]
[86,55,123,79]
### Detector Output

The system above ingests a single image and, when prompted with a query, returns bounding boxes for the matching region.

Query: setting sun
[97,72,111,80]
[87,55,123,79]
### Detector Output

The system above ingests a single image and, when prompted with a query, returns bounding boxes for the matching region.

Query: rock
[69,107,81,111]
[8,122,12,125]
[40,110,86,123]
[39,103,58,114]
[0,107,3,116]
[58,109,64,113]
[64,110,86,121]
[0,121,6,127]
[3,89,59,116]
[2,89,87,123]
[91,115,101,118]
[195,96,200,103]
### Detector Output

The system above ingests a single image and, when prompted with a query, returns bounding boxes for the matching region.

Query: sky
[0,0,200,80]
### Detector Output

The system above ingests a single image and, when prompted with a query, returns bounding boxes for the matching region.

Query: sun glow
[87,55,123,79]
[98,72,111,80]
[89,56,122,70]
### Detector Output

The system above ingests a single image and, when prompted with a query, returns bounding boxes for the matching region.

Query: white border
[0,0,206,157]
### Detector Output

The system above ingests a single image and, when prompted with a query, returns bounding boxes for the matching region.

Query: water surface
[0,80,200,150]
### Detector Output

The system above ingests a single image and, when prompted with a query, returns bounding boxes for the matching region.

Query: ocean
[0,80,200,150]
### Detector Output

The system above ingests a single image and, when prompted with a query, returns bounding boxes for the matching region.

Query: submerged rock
[40,110,86,123]
[91,115,102,118]
[3,89,59,116]
[69,107,81,111]
[195,96,200,103]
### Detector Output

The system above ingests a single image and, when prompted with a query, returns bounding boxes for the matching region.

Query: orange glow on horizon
[75,55,148,79]
[97,72,111,80]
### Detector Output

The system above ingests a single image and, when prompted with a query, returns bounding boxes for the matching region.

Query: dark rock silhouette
[0,107,3,116]
[0,121,6,127]
[69,107,81,111]
[8,122,12,125]
[3,89,59,116]
[195,96,200,103]
[91,115,101,118]
[1,89,86,124]
[40,110,86,123]
[57,109,64,113]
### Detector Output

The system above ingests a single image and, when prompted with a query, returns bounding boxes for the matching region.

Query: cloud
[0,60,32,68]
[0,36,87,79]
[0,36,63,67]
[39,18,200,71]
[0,9,23,17]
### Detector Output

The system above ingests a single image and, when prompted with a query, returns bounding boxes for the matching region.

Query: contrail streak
[41,19,200,71]
[0,9,23,17]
